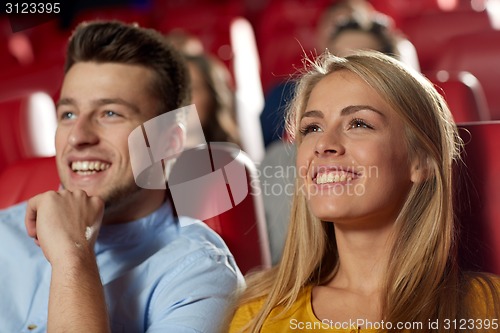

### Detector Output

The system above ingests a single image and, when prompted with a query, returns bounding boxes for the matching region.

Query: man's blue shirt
[0,201,244,332]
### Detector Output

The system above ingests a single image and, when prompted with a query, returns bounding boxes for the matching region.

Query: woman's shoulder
[468,273,500,294]
[465,273,500,317]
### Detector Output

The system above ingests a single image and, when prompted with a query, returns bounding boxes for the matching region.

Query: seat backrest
[169,142,271,274]
[71,6,153,29]
[153,2,243,78]
[435,30,500,120]
[256,0,326,91]
[0,91,57,173]
[426,70,490,122]
[0,97,26,172]
[0,156,59,209]
[399,10,492,71]
[455,121,500,275]
[371,0,486,27]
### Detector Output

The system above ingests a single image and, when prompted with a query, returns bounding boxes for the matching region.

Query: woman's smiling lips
[311,165,361,185]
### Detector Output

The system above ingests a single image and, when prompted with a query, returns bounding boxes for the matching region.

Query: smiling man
[0,21,243,333]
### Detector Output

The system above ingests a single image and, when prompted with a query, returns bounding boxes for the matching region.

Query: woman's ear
[410,155,430,183]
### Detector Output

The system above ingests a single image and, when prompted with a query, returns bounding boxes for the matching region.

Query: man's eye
[104,110,119,117]
[60,112,76,120]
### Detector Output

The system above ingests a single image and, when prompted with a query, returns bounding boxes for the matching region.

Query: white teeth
[316,172,353,184]
[71,161,110,172]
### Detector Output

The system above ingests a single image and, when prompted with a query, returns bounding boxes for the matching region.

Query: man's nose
[68,117,99,148]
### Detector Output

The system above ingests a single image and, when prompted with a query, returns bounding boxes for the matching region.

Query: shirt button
[27,324,38,330]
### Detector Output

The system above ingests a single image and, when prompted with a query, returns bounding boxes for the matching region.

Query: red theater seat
[427,70,490,122]
[455,121,500,275]
[153,2,244,76]
[0,97,26,172]
[0,90,58,173]
[371,0,486,27]
[0,62,63,102]
[256,0,326,91]
[0,157,59,209]
[71,6,153,29]
[435,30,500,120]
[23,20,70,66]
[399,10,492,71]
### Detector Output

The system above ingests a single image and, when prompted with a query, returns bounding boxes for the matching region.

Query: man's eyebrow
[56,98,76,108]
[93,98,140,114]
[56,98,141,114]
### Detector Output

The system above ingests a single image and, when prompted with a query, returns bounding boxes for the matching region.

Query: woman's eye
[349,118,373,129]
[299,124,322,135]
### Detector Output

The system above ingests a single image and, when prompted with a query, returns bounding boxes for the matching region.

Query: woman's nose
[314,131,345,157]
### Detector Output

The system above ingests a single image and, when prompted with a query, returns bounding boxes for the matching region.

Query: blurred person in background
[166,30,240,147]
[327,15,399,57]
[185,53,240,146]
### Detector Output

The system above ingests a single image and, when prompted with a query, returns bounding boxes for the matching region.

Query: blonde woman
[229,51,499,333]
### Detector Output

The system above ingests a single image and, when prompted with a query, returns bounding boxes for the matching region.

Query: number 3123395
[5,3,60,14]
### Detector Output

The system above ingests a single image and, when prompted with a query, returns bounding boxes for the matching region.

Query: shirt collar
[95,201,176,249]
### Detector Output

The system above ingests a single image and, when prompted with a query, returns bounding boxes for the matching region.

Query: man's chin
[61,180,143,209]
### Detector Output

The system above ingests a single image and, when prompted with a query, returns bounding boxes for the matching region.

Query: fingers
[25,194,39,239]
[24,190,104,248]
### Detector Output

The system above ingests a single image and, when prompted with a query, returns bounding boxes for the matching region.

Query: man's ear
[164,124,185,159]
[162,124,185,180]
[410,155,430,183]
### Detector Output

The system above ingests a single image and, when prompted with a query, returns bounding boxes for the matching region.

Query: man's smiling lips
[67,157,111,177]
[71,160,111,175]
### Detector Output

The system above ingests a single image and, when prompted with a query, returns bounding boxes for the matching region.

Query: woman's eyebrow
[300,110,324,120]
[300,105,386,121]
[340,105,385,118]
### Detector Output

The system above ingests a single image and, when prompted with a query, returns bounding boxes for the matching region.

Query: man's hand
[24,189,104,264]
[25,190,110,332]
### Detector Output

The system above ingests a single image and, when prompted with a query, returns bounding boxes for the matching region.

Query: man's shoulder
[147,216,243,288]
[176,215,230,254]
[0,201,27,229]
[0,201,27,217]
[146,215,238,273]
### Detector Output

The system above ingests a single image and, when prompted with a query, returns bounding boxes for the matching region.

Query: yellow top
[229,285,377,333]
[229,276,500,333]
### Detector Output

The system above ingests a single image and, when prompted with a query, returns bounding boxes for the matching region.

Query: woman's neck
[327,221,397,295]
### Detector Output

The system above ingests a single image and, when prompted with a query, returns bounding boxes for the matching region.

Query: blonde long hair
[235,51,498,332]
